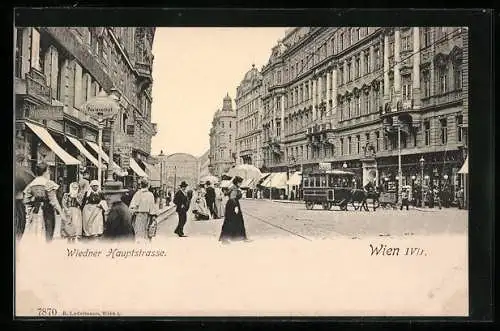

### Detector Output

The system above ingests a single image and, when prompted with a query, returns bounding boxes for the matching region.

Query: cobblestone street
[157,199,468,240]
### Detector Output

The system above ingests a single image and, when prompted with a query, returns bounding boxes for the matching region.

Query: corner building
[235,65,264,168]
[208,94,237,177]
[260,27,468,193]
[15,27,157,189]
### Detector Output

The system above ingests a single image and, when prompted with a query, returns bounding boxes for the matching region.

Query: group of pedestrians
[15,161,160,244]
[172,176,249,243]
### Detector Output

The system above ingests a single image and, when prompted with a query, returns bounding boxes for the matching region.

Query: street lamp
[342,162,347,169]
[420,156,425,207]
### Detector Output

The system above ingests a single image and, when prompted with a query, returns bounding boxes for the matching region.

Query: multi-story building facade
[198,149,211,181]
[260,27,468,193]
[208,94,237,177]
[235,64,264,168]
[164,153,199,190]
[14,27,157,189]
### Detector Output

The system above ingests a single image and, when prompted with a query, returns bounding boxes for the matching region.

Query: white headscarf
[89,180,100,194]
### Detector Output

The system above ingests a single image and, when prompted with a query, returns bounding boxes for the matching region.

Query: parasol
[200,175,219,184]
[227,164,262,184]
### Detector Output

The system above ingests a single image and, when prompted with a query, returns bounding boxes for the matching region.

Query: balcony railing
[421,89,463,108]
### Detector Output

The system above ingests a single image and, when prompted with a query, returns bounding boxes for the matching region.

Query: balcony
[15,68,51,104]
[135,61,153,92]
[421,90,463,109]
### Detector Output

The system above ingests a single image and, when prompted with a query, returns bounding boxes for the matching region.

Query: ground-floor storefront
[15,119,152,193]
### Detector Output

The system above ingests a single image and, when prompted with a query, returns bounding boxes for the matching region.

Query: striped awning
[25,122,80,165]
[129,158,148,178]
[67,136,103,169]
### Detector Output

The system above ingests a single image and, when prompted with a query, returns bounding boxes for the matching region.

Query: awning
[142,162,161,186]
[67,136,104,169]
[25,122,80,165]
[262,172,288,189]
[85,141,122,172]
[129,158,148,177]
[287,172,302,186]
[458,156,468,174]
[220,179,232,188]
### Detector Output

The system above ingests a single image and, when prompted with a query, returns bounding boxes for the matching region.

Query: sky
[150,27,288,158]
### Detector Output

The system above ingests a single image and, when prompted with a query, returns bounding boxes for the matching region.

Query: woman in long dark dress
[219,176,248,243]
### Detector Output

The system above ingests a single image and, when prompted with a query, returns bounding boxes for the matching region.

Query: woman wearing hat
[219,176,248,243]
[129,177,157,242]
[61,182,83,242]
[81,180,107,240]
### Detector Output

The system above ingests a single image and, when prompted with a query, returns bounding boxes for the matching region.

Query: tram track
[243,210,313,241]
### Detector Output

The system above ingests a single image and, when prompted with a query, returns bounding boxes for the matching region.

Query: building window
[424,27,432,47]
[355,57,360,78]
[338,68,344,85]
[375,131,380,151]
[424,120,431,145]
[364,52,369,74]
[356,135,360,154]
[364,95,370,114]
[356,27,361,41]
[457,115,463,142]
[375,47,381,69]
[401,35,411,51]
[439,67,447,94]
[340,138,344,155]
[440,118,448,144]
[347,63,352,81]
[348,136,352,154]
[340,33,344,50]
[454,65,462,90]
[402,75,412,101]
[15,28,23,78]
[423,71,431,97]
[356,96,361,116]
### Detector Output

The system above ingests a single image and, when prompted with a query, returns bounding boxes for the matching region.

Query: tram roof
[306,169,355,176]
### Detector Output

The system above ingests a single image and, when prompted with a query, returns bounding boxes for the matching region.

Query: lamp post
[420,156,425,207]
[342,162,347,170]
[159,150,164,190]
[81,89,120,188]
[397,121,402,204]
[173,165,177,190]
[411,175,416,204]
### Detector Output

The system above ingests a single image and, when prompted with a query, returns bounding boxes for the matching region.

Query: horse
[349,188,380,211]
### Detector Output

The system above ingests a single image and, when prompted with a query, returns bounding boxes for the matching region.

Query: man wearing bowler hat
[173,181,189,237]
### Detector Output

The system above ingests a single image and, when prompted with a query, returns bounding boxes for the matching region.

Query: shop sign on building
[28,105,64,121]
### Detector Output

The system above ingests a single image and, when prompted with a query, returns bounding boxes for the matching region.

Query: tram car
[302,169,357,210]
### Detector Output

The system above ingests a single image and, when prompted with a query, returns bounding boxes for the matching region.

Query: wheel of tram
[305,201,314,210]
[322,202,332,210]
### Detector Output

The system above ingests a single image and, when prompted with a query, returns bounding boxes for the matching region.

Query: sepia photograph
[13,13,480,318]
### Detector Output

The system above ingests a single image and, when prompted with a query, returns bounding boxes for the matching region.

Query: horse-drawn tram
[302,169,357,210]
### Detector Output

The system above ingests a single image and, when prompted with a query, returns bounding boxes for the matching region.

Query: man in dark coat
[173,181,189,237]
[219,176,248,243]
[102,182,135,241]
[204,181,217,219]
